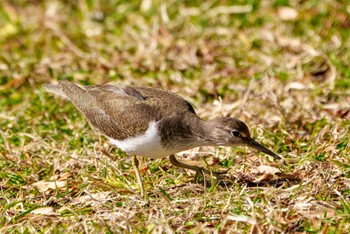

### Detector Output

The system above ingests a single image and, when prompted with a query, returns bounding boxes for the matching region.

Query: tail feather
[43,81,95,107]
[57,80,86,100]
[42,83,68,99]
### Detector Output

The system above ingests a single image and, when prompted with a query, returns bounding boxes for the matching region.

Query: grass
[1,0,350,233]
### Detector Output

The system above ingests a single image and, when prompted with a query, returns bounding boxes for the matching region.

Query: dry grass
[0,0,350,233]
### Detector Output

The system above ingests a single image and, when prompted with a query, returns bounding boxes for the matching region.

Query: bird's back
[43,81,196,141]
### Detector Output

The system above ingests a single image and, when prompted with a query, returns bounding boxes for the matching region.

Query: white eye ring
[231,130,241,137]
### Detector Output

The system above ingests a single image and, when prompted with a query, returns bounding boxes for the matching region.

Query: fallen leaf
[31,207,58,215]
[32,180,67,193]
[256,165,280,174]
[50,172,71,181]
[294,201,336,219]
[75,192,110,205]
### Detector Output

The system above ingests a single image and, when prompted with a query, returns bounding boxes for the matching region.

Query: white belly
[107,121,176,159]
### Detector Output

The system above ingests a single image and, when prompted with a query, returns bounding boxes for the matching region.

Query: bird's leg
[132,155,145,197]
[169,155,227,181]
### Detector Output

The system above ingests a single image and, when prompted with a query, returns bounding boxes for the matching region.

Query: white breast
[108,121,176,159]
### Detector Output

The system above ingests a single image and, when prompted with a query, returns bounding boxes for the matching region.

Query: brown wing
[53,81,195,140]
[131,86,196,115]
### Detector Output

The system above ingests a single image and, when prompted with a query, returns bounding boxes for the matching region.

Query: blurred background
[0,0,349,232]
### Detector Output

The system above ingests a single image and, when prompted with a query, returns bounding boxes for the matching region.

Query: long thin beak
[245,139,281,159]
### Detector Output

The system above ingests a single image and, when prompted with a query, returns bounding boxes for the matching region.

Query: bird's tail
[42,82,68,98]
[43,80,97,113]
[43,80,88,100]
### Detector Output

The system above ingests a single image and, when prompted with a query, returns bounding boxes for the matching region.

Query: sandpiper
[43,81,280,196]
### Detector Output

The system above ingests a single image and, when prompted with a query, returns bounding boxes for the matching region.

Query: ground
[0,0,349,233]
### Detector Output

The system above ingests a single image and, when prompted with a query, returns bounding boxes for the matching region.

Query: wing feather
[44,81,196,140]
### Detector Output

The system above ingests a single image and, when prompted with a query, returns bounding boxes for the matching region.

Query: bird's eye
[231,130,241,137]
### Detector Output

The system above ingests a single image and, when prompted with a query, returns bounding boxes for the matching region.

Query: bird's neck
[196,118,228,147]
[160,113,224,148]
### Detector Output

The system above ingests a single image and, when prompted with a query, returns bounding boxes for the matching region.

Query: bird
[43,80,280,196]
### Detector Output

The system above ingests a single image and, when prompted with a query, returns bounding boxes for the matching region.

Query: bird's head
[209,117,280,159]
